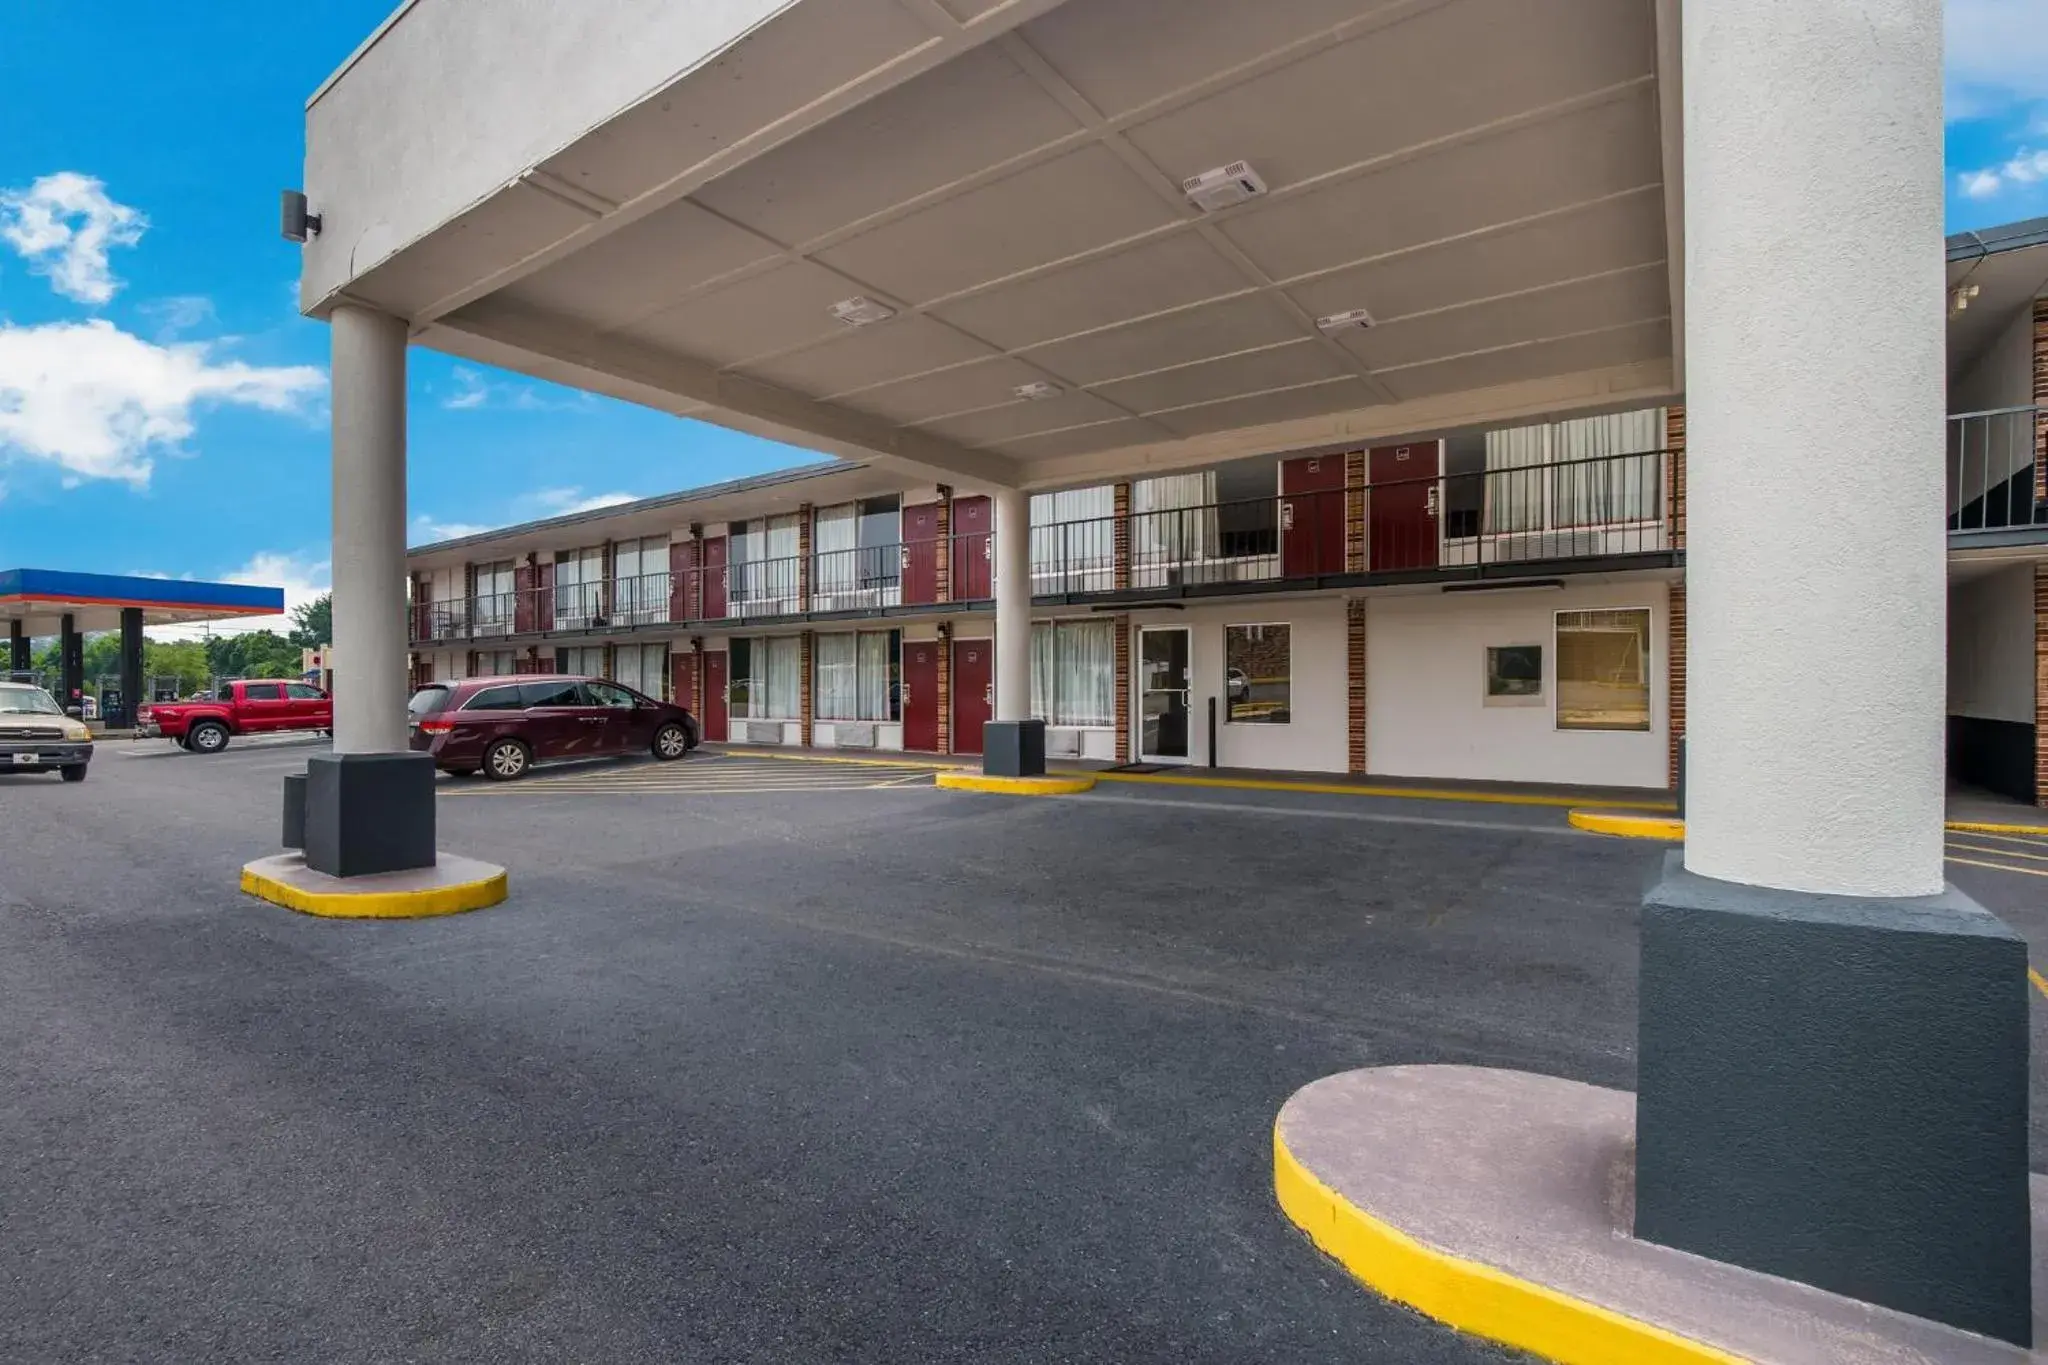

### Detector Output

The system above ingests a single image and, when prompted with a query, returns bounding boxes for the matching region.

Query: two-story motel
[402,213,2047,802]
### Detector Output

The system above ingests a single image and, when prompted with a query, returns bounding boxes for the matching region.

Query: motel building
[295,0,2044,1353]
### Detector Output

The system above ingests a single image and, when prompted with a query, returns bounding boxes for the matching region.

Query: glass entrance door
[1138,626,1192,762]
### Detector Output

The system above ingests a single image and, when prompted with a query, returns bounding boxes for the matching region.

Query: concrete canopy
[303,0,1682,489]
[0,569,286,637]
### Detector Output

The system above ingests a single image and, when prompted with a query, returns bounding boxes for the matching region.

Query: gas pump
[96,675,127,729]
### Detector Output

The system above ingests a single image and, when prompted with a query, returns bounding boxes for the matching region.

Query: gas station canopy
[0,569,286,637]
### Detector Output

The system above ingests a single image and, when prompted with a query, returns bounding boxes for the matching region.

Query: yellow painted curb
[934,771,1097,796]
[1568,810,1687,840]
[1946,819,2048,836]
[239,864,509,919]
[1273,1126,1748,1365]
[1096,770,1676,812]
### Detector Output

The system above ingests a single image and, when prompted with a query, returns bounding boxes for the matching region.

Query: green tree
[289,593,332,649]
[207,630,304,680]
[144,639,210,696]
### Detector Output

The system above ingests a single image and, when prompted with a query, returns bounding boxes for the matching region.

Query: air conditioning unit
[836,723,877,749]
[1182,161,1267,213]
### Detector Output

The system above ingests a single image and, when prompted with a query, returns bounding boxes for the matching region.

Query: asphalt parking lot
[4,738,2044,1363]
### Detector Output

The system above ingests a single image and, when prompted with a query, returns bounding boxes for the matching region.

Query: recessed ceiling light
[1012,381,1061,400]
[829,296,896,327]
[1182,161,1267,213]
[1315,308,1375,333]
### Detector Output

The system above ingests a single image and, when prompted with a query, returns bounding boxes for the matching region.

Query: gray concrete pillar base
[982,720,1045,778]
[303,752,436,878]
[1635,851,2031,1345]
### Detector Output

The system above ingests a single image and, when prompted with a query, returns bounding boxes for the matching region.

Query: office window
[1030,620,1114,727]
[1485,644,1544,706]
[1556,609,1651,731]
[1224,624,1291,724]
[729,636,800,718]
[815,630,900,721]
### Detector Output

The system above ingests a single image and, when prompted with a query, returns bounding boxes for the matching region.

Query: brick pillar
[935,495,953,604]
[2032,298,2047,509]
[2035,566,2048,807]
[937,630,952,753]
[797,504,813,612]
[1668,580,1687,791]
[1666,403,1687,550]
[602,643,615,680]
[1344,449,1367,573]
[799,630,815,747]
[1346,598,1368,774]
[1113,615,1131,762]
[1112,483,1132,591]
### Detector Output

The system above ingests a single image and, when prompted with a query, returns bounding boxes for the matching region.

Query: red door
[951,497,992,601]
[951,638,991,757]
[671,651,696,713]
[902,503,942,605]
[412,575,432,640]
[669,540,694,622]
[702,651,729,742]
[1280,454,1347,578]
[1368,442,1441,572]
[902,638,940,751]
[513,564,536,632]
[701,536,729,619]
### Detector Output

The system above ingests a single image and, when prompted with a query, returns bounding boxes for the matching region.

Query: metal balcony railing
[1949,407,2045,534]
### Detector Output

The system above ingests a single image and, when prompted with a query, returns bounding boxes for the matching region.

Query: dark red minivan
[408,674,699,780]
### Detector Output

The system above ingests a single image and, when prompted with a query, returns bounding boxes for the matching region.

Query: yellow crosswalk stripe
[1947,839,2048,863]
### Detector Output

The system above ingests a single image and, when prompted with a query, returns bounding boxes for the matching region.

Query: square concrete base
[1638,853,2030,1344]
[982,720,1046,778]
[1274,1065,2048,1365]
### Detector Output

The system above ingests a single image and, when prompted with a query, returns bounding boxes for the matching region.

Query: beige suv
[0,682,94,782]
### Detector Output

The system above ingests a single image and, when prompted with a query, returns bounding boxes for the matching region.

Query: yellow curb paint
[1944,820,2048,837]
[2028,968,2048,1002]
[1093,770,1676,812]
[934,771,1097,796]
[1567,811,1687,840]
[1273,1126,1749,1365]
[239,864,508,919]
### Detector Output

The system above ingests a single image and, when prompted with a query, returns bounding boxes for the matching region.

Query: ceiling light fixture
[1949,282,1981,315]
[1315,308,1375,333]
[1012,381,1061,400]
[1182,161,1267,213]
[829,296,896,327]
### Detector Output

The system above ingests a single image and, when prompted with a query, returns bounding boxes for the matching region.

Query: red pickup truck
[138,680,333,754]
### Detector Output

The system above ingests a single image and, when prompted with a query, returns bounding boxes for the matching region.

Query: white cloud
[0,172,146,305]
[0,319,325,487]
[146,553,330,641]
[532,486,637,515]
[1956,146,2048,200]
[1948,0,2048,118]
[138,295,217,340]
[412,514,495,543]
[440,363,594,413]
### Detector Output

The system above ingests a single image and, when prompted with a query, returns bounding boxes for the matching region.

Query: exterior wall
[1366,578,1671,789]
[1946,564,2038,802]
[1950,304,2038,413]
[1126,599,1349,774]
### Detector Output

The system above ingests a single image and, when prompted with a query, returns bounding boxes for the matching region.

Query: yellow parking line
[1941,826,2048,845]
[1945,854,2048,879]
[713,747,968,771]
[1947,839,2048,863]
[2030,968,2048,1002]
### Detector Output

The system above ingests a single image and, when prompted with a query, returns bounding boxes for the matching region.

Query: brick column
[796,504,813,612]
[935,495,953,604]
[2035,565,2048,807]
[1112,615,1131,762]
[1668,580,1687,791]
[2032,298,2046,508]
[1346,598,1367,774]
[799,630,815,747]
[601,643,615,680]
[937,630,952,753]
[1666,403,1687,550]
[1344,449,1367,573]
[1112,483,1132,591]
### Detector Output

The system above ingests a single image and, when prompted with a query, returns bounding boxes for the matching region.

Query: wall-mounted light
[1949,282,1981,315]
[936,620,953,640]
[280,190,321,243]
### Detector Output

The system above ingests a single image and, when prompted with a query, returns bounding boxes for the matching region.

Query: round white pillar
[328,304,411,755]
[993,487,1032,722]
[1681,0,1946,897]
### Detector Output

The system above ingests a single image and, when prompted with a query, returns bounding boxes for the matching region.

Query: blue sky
[0,2,2044,628]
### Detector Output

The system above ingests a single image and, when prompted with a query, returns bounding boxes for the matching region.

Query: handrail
[1949,406,2044,535]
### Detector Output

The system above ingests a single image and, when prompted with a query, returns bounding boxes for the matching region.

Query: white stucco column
[328,304,411,755]
[993,487,1032,722]
[1682,0,1945,896]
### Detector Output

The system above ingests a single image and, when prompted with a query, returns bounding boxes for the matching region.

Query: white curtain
[857,632,892,720]
[816,633,857,720]
[1031,621,1114,726]
[814,505,858,598]
[1030,487,1116,587]
[1133,472,1218,564]
[765,636,801,718]
[1483,425,1549,533]
[1551,409,1659,526]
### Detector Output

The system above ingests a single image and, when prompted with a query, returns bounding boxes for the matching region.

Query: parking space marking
[1945,828,2048,879]
[440,755,948,797]
[1074,791,1589,837]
